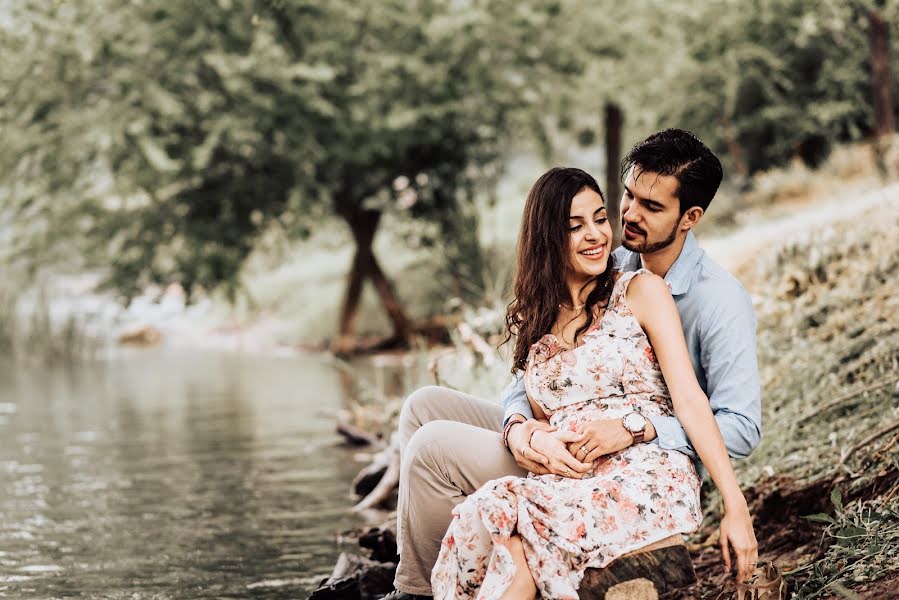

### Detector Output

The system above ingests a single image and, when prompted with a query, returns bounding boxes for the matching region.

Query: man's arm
[500,371,591,476]
[646,287,762,459]
[501,371,534,428]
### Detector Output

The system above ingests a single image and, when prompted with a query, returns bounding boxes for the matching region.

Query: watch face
[623,412,646,432]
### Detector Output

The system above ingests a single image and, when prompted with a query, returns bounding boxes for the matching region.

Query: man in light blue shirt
[385,129,761,600]
[502,230,760,469]
[503,130,760,475]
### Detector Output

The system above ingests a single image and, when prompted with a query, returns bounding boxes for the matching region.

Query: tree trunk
[368,253,412,343]
[869,10,894,139]
[604,103,623,247]
[334,207,412,353]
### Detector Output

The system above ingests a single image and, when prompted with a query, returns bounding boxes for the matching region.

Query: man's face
[620,167,683,254]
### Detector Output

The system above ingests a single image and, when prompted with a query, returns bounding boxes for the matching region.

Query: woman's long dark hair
[503,167,615,373]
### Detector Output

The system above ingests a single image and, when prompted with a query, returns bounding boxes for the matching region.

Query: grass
[698,137,898,234]
[679,196,899,599]
[733,197,899,490]
[793,490,899,598]
[0,278,105,364]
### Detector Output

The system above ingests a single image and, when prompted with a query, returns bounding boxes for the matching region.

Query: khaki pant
[393,386,527,595]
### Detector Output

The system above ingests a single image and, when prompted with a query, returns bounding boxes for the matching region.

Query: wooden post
[604,103,623,248]
[869,10,895,138]
[869,10,894,177]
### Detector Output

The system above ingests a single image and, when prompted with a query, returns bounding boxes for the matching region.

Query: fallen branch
[800,376,898,423]
[337,421,383,447]
[842,420,899,464]
[354,434,400,512]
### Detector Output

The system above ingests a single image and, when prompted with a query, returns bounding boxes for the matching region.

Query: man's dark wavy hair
[621,128,723,214]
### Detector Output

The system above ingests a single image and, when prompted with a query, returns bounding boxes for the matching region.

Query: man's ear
[679,206,704,231]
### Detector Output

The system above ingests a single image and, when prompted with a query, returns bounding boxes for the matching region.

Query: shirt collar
[613,231,703,296]
[661,231,703,296]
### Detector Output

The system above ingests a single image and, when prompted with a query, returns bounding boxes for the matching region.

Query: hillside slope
[680,189,899,599]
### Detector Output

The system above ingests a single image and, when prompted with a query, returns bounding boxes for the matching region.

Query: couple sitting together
[383,129,762,600]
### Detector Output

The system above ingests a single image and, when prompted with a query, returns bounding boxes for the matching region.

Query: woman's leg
[497,535,537,600]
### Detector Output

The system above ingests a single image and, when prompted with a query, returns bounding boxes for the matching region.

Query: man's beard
[621,221,679,254]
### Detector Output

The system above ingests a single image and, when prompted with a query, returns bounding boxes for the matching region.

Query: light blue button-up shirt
[501,231,762,461]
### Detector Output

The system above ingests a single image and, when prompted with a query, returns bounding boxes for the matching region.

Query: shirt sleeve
[646,286,762,459]
[501,370,534,428]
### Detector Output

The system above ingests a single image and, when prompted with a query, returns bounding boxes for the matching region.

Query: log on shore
[579,538,696,600]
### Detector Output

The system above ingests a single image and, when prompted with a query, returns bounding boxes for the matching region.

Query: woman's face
[566,187,612,281]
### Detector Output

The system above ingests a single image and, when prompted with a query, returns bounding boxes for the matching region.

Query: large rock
[309,552,396,600]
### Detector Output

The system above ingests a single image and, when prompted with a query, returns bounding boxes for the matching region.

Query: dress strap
[609,268,655,309]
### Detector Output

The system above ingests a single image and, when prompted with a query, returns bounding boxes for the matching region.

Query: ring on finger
[579,444,588,453]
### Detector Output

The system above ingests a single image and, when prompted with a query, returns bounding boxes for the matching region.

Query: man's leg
[393,386,527,596]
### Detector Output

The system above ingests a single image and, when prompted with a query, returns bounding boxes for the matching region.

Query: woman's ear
[679,206,704,231]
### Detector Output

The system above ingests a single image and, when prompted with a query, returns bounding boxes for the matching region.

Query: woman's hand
[530,429,592,478]
[719,498,759,583]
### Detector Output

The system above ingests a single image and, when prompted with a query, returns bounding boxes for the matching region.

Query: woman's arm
[627,272,758,582]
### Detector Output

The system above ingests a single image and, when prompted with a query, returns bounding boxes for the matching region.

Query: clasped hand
[510,419,630,477]
[508,420,590,477]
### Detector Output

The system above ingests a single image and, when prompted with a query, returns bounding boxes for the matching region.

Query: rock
[358,526,398,563]
[354,465,388,498]
[309,552,396,600]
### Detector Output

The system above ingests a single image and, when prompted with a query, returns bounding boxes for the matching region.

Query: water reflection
[0,349,366,598]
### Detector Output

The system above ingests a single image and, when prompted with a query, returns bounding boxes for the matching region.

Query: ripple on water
[0,351,369,599]
[18,565,64,573]
[246,577,310,590]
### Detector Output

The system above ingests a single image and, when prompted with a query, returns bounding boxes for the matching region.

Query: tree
[661,0,899,174]
[1,0,594,350]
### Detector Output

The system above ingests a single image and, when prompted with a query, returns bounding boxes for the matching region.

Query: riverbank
[314,186,899,599]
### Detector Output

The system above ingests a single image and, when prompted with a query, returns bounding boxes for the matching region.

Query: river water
[0,348,381,599]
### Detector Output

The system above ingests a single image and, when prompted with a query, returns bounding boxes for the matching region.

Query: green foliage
[794,490,899,598]
[1,0,603,303]
[665,0,899,174]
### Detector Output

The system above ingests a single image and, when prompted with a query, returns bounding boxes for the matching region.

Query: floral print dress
[430,270,702,599]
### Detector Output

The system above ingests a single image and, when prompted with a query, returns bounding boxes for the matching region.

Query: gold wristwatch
[622,411,647,444]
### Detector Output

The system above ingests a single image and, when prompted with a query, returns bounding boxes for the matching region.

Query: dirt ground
[663,467,899,599]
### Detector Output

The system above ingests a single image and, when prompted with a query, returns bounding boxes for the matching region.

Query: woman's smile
[579,244,606,259]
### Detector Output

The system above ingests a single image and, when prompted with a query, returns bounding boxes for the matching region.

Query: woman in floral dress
[430,168,757,599]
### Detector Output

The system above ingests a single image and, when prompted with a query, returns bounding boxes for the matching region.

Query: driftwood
[456,321,496,366]
[338,420,383,446]
[353,434,401,512]
[579,535,696,600]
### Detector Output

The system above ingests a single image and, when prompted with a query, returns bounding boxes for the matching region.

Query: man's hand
[530,429,592,478]
[567,418,657,462]
[507,419,554,475]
